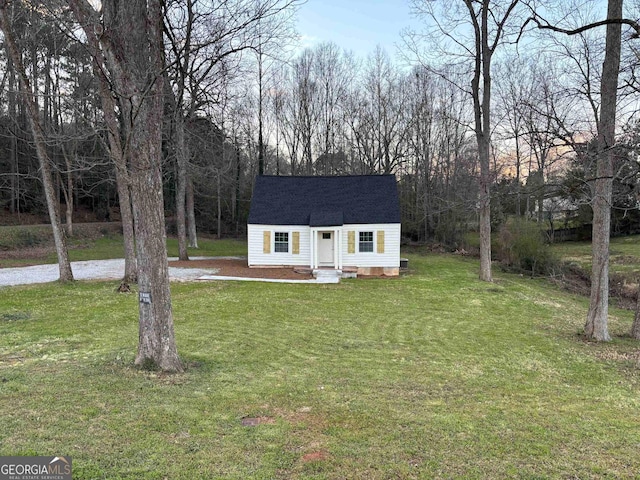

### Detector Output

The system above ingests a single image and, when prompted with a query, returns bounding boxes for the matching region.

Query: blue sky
[295,0,420,60]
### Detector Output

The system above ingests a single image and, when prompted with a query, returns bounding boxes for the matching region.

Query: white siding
[248,225,311,266]
[341,224,401,268]
[248,223,401,269]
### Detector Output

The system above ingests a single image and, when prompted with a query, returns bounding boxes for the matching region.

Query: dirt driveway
[168,258,312,280]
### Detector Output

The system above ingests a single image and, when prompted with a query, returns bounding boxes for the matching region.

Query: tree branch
[522,15,640,39]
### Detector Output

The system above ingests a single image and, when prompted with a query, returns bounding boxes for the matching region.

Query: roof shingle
[248,175,400,226]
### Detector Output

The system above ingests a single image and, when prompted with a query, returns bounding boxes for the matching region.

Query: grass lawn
[552,234,640,278]
[1,251,640,478]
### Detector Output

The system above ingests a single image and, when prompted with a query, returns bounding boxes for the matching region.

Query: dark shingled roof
[248,175,401,226]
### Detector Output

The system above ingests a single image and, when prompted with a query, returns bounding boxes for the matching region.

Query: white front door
[318,231,334,266]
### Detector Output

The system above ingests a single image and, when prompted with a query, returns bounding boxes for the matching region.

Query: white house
[247,175,401,276]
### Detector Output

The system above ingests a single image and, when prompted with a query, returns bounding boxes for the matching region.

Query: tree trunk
[514,128,522,217]
[217,170,222,239]
[166,0,196,253]
[44,54,51,129]
[258,51,265,175]
[116,166,138,284]
[91,0,182,371]
[175,114,189,261]
[62,148,74,237]
[231,140,242,235]
[537,191,544,223]
[186,176,198,249]
[584,0,622,342]
[478,163,492,282]
[476,1,493,282]
[10,127,17,214]
[0,2,74,282]
[584,171,613,340]
[632,284,640,339]
[129,128,181,370]
[235,142,241,233]
[8,55,18,215]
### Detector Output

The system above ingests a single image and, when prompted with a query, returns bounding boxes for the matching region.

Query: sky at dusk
[294,0,421,60]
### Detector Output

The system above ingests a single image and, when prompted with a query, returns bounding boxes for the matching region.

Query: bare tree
[312,43,351,174]
[0,0,73,282]
[163,0,300,254]
[494,54,563,220]
[5,56,20,216]
[585,0,623,341]
[291,48,320,174]
[522,61,567,222]
[68,0,182,371]
[593,5,637,340]
[407,0,524,282]
[359,46,409,175]
[68,0,137,284]
[528,0,632,341]
[164,0,195,261]
[495,55,528,217]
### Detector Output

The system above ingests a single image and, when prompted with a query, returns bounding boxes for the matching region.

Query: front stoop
[312,269,342,283]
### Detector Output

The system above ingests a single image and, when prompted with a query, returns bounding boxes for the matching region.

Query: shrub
[0,226,51,250]
[16,230,43,248]
[498,219,559,276]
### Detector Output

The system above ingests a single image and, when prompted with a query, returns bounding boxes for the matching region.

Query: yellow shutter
[263,231,271,254]
[348,231,355,254]
[377,231,385,254]
[292,231,300,254]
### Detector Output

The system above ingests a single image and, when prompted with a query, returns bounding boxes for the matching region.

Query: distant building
[539,196,580,222]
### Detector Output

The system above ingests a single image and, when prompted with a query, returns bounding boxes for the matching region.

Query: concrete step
[312,269,341,283]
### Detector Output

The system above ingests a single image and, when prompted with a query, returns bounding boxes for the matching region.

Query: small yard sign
[139,292,152,304]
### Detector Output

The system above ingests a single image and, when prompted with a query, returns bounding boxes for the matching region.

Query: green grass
[165,237,247,258]
[1,253,640,478]
[552,234,640,278]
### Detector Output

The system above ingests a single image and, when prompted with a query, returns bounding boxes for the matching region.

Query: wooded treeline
[0,0,638,246]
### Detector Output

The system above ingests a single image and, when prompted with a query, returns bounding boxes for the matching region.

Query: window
[359,231,373,252]
[274,232,289,252]
[322,232,332,240]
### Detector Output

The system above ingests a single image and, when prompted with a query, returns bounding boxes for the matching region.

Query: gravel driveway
[0,258,221,287]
